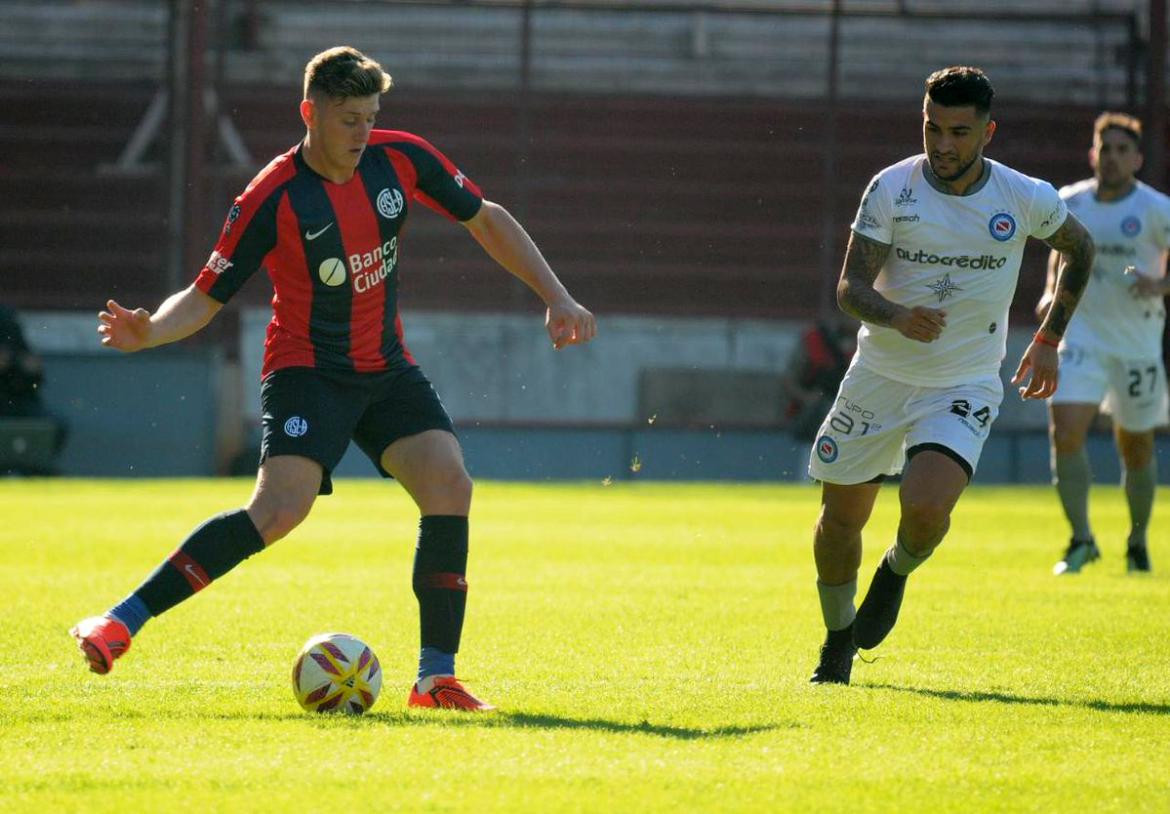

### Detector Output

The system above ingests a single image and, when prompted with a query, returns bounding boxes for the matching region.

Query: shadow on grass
[181,710,797,739]
[862,682,1170,716]
[343,710,792,739]
[480,712,792,739]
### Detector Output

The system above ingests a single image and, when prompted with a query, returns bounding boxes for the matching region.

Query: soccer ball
[292,632,382,714]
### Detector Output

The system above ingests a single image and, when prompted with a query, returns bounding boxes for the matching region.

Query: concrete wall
[39,350,222,477]
[18,309,1165,483]
[240,309,805,424]
[243,308,1053,428]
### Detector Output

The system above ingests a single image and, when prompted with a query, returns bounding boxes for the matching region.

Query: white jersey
[850,155,1067,387]
[1059,179,1170,356]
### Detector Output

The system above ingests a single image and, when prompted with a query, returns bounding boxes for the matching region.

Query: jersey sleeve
[849,173,893,244]
[1027,180,1068,240]
[193,188,281,303]
[379,132,483,222]
[1155,193,1170,252]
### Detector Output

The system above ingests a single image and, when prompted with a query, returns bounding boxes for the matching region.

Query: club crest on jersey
[816,435,839,463]
[284,416,309,437]
[377,188,404,219]
[1121,215,1142,237]
[988,212,1016,242]
[894,187,917,207]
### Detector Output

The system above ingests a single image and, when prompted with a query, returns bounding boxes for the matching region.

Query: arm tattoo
[1039,214,1094,338]
[836,230,897,326]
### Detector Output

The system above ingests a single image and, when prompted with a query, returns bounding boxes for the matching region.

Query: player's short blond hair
[1093,111,1142,147]
[303,46,392,101]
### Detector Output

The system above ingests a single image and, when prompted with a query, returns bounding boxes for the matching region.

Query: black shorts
[258,365,455,495]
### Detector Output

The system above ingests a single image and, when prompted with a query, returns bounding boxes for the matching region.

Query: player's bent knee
[1119,434,1155,469]
[431,468,473,512]
[246,499,313,545]
[899,496,952,536]
[817,510,866,542]
[1051,429,1087,455]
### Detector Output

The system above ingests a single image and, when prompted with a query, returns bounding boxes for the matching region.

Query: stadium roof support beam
[1147,0,1167,190]
[817,0,843,318]
[166,0,211,293]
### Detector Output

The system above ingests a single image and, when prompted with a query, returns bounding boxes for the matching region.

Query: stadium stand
[0,0,1146,320]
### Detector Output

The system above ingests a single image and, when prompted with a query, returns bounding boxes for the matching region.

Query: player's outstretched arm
[462,200,597,349]
[98,285,223,353]
[1012,213,1094,399]
[836,230,946,343]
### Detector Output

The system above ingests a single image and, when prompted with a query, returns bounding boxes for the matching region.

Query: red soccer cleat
[69,616,132,675]
[408,676,495,711]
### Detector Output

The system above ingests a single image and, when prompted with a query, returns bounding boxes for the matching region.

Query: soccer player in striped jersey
[807,67,1095,684]
[71,46,596,711]
[1040,113,1170,575]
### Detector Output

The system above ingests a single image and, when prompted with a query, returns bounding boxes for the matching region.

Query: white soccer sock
[816,578,857,631]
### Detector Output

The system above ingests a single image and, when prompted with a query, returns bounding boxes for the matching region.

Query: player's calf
[853,539,926,650]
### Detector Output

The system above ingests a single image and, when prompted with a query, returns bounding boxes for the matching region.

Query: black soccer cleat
[1126,541,1152,573]
[853,559,908,650]
[809,625,857,685]
[1053,537,1101,575]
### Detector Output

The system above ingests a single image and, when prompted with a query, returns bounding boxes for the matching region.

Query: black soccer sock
[132,509,266,617]
[412,515,469,655]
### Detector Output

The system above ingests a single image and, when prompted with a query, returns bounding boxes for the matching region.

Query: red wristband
[1034,333,1060,348]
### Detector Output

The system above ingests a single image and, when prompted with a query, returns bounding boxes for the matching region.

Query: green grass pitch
[0,478,1167,813]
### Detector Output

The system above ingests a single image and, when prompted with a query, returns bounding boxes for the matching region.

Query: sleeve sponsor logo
[857,211,881,231]
[988,212,1017,241]
[1039,200,1067,231]
[205,250,233,275]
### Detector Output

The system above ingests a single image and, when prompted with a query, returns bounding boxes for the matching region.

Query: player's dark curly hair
[925,66,994,116]
[303,46,392,101]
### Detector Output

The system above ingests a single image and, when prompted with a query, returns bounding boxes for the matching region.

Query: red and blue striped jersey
[195,130,483,376]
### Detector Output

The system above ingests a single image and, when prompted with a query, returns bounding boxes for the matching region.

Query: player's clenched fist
[891,305,947,343]
[97,299,152,352]
[545,299,597,350]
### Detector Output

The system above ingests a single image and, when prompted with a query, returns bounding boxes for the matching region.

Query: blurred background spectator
[0,305,68,474]
[781,314,858,442]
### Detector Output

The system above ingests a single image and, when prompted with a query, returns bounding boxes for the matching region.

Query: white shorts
[1050,342,1169,432]
[807,362,1003,485]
